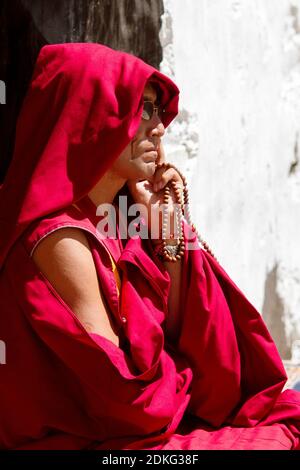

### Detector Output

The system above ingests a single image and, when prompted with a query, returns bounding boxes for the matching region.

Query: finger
[153,168,183,192]
[153,168,179,191]
[149,146,165,184]
[152,166,167,186]
[157,142,166,165]
[153,165,180,185]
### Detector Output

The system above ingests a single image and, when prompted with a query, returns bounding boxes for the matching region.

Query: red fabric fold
[0,43,179,270]
[0,43,299,450]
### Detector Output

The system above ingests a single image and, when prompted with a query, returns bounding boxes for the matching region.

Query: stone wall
[161,0,300,358]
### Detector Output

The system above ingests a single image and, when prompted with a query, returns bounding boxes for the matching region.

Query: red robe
[0,43,299,450]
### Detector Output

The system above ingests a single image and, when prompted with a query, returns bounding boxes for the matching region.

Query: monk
[0,43,299,450]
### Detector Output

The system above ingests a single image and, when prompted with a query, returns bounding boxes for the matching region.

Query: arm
[32,227,120,347]
[162,255,183,344]
[127,143,184,344]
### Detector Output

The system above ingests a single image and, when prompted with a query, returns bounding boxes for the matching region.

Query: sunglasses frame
[142,100,165,121]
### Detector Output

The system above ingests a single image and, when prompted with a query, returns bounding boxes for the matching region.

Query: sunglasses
[142,101,165,121]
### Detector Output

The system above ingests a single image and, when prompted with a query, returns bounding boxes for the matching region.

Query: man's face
[111,83,165,181]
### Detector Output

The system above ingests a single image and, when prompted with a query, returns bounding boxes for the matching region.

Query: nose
[147,114,165,139]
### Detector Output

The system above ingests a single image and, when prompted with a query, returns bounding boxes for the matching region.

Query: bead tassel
[155,162,217,262]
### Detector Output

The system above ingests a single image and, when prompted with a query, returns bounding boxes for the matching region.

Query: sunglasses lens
[142,101,164,121]
[142,101,154,120]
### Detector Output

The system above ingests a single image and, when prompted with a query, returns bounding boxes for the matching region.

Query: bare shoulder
[32,227,120,346]
[32,227,97,295]
[32,226,93,268]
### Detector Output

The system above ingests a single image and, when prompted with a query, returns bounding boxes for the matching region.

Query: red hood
[0,43,179,269]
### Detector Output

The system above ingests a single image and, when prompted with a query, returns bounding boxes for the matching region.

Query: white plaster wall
[160,0,300,358]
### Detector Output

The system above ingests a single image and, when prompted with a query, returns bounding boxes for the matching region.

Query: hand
[127,144,184,242]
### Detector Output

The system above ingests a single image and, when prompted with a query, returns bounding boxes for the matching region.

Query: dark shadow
[0,0,164,184]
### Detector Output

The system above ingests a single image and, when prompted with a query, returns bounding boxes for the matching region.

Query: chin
[143,163,156,179]
[133,162,156,180]
[126,159,156,181]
